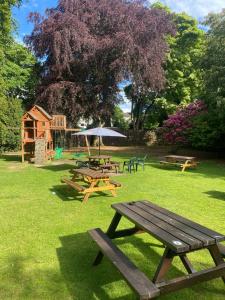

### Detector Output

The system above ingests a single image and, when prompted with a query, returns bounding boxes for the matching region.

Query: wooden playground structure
[21,105,80,164]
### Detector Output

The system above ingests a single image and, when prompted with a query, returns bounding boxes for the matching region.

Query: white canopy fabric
[72,127,126,137]
[72,127,126,155]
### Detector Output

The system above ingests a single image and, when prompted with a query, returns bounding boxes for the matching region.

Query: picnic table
[88,155,120,173]
[160,155,198,172]
[88,155,112,164]
[89,200,225,299]
[61,168,121,202]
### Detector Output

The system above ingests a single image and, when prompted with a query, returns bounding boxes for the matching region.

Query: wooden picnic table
[61,168,121,202]
[160,155,198,172]
[88,155,112,164]
[89,200,225,299]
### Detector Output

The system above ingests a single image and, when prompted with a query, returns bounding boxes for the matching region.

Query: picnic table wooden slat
[129,202,203,250]
[72,168,110,179]
[112,203,190,253]
[142,201,225,243]
[123,202,203,250]
[137,202,215,246]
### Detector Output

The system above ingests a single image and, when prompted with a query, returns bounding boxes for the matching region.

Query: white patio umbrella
[72,127,126,155]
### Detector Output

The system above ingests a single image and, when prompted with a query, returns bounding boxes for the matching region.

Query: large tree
[124,3,205,131]
[0,0,38,151]
[202,9,225,112]
[26,0,175,125]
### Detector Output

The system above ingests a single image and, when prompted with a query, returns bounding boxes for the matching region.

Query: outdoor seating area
[1,0,225,299]
[1,149,225,299]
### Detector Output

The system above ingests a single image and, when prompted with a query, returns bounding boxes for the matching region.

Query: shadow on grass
[51,185,113,202]
[57,232,211,299]
[150,160,225,179]
[40,164,74,172]
[0,154,21,162]
[204,191,225,201]
[0,254,67,299]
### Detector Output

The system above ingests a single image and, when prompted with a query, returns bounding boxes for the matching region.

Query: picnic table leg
[83,180,98,203]
[93,212,122,266]
[208,244,225,283]
[103,179,117,197]
[179,254,196,274]
[153,247,175,283]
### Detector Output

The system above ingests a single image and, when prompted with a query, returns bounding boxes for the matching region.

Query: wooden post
[21,121,24,163]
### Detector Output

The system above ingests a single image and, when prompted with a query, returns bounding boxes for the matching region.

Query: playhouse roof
[34,105,52,120]
[22,105,52,121]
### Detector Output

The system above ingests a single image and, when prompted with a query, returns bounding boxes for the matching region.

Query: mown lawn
[0,151,225,300]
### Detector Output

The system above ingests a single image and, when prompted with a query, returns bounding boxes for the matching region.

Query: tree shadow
[56,232,212,299]
[0,254,67,299]
[0,154,21,162]
[40,164,74,172]
[204,191,225,201]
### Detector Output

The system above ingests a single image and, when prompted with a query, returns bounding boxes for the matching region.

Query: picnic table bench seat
[61,177,86,192]
[89,228,160,299]
[109,179,122,188]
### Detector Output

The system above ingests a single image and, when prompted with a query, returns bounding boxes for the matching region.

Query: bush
[158,100,206,146]
[0,96,23,152]
[190,112,225,150]
[144,130,157,146]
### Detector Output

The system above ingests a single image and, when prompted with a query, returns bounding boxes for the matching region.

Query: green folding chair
[136,155,148,171]
[54,147,63,160]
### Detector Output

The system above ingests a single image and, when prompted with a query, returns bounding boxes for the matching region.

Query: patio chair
[123,157,136,173]
[135,154,148,171]
[54,147,63,160]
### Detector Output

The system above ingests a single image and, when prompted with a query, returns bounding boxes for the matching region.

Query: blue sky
[13,0,224,112]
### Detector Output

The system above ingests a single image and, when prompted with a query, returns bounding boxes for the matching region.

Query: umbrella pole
[98,136,100,155]
[85,135,90,156]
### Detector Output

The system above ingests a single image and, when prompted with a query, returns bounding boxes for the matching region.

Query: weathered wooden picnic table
[61,168,121,202]
[160,155,198,172]
[89,200,225,299]
[88,155,112,164]
[88,155,120,173]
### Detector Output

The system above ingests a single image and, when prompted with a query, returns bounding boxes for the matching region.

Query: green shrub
[0,96,23,152]
[190,112,225,150]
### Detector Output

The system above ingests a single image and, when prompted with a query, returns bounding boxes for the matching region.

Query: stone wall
[34,139,46,165]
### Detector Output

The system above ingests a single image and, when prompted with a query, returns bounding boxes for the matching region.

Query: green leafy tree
[202,9,225,112]
[124,3,205,131]
[0,0,38,152]
[152,2,205,104]
[112,106,129,130]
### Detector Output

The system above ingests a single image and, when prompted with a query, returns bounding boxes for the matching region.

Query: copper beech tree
[26,0,175,124]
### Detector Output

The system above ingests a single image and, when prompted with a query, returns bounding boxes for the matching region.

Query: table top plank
[112,203,190,253]
[165,155,196,160]
[88,155,112,160]
[123,202,203,250]
[72,168,110,179]
[142,201,225,243]
[137,202,215,246]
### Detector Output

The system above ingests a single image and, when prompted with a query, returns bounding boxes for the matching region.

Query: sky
[13,0,224,112]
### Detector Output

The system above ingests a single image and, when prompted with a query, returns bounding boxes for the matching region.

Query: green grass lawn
[0,151,225,300]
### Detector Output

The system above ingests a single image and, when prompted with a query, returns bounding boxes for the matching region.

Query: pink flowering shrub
[158,100,207,146]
